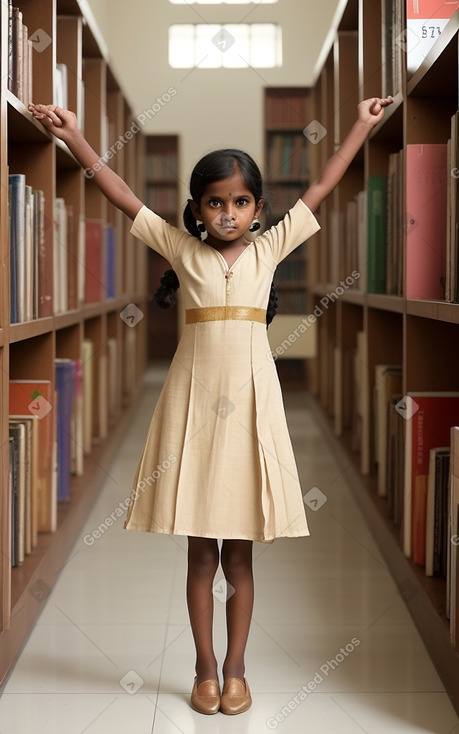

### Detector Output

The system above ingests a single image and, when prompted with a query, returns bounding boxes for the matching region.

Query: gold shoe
[190,677,221,715]
[220,677,252,715]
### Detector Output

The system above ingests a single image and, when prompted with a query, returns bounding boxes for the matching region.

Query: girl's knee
[221,540,253,579]
[188,537,219,577]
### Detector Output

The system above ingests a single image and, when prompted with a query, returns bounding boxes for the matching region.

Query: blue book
[55,359,76,502]
[9,173,26,323]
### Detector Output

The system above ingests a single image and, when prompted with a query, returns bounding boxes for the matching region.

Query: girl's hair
[153,148,278,327]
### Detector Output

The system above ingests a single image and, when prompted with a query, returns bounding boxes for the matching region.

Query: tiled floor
[1,364,459,733]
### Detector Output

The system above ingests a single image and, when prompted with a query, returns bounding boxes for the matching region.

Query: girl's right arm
[28,103,144,220]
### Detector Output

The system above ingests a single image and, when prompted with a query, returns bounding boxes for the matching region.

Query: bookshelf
[307,0,459,714]
[0,0,148,685]
[145,135,179,360]
[264,87,313,388]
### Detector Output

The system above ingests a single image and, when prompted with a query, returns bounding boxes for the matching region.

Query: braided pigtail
[183,199,202,239]
[153,269,180,309]
[266,280,278,327]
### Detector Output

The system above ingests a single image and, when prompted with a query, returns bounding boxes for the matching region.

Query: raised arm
[302,96,393,213]
[28,104,143,220]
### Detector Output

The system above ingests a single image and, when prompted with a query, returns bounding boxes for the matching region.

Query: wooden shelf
[308,0,459,716]
[0,0,148,689]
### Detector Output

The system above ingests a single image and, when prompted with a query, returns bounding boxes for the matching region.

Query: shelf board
[268,175,308,184]
[7,92,52,144]
[9,317,55,344]
[407,12,459,97]
[407,299,459,324]
[340,288,364,305]
[367,293,404,313]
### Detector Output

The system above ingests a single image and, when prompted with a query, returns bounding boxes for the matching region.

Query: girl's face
[191,167,264,247]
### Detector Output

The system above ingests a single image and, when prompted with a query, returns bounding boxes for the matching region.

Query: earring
[196,220,207,239]
[249,219,261,232]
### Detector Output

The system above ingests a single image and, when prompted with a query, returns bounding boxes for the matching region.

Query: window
[169,24,282,68]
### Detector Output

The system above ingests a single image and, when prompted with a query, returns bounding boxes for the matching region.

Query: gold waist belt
[185,306,267,325]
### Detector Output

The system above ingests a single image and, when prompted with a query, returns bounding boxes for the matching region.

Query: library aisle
[0,364,458,734]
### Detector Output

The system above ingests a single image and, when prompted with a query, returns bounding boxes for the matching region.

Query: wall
[86,0,341,208]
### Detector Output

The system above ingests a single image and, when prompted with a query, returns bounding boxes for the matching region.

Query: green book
[367,176,388,293]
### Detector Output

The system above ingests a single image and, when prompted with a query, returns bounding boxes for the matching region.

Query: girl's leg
[220,539,254,681]
[187,536,219,685]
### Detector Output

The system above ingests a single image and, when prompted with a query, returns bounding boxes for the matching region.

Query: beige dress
[124,199,320,542]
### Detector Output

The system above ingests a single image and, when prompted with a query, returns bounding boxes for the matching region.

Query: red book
[85,219,104,303]
[9,380,55,532]
[403,393,459,566]
[405,144,448,300]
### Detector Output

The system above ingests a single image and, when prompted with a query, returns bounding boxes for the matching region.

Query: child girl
[29,95,392,715]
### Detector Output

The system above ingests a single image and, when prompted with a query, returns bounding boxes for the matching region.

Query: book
[425,447,450,577]
[367,176,388,293]
[82,339,94,454]
[449,426,459,649]
[374,365,403,496]
[9,416,39,557]
[70,359,84,477]
[9,173,26,323]
[9,380,55,533]
[8,423,25,566]
[402,393,459,566]
[55,359,76,502]
[405,144,448,301]
[85,220,104,303]
[53,197,68,314]
[387,393,405,528]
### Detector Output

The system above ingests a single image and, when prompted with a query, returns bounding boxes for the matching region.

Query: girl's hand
[358,96,393,128]
[28,103,79,141]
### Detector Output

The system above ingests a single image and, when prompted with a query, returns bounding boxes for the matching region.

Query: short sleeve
[130,205,192,266]
[258,199,320,265]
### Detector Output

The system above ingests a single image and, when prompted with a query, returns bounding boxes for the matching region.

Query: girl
[29,95,392,716]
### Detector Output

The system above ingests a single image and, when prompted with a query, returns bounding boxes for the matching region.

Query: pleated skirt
[123,319,309,543]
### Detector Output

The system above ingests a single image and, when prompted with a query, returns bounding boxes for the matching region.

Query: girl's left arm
[302,96,393,213]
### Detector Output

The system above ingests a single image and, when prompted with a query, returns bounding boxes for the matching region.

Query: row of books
[8,337,125,566]
[145,153,178,181]
[265,91,307,126]
[267,133,309,179]
[371,363,459,649]
[146,185,178,215]
[9,173,117,323]
[341,347,459,648]
[7,2,33,106]
[325,120,458,301]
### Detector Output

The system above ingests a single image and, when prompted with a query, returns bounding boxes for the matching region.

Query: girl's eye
[209,199,221,207]
[236,199,249,206]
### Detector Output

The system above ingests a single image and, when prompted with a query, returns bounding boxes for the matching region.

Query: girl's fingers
[30,104,64,126]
